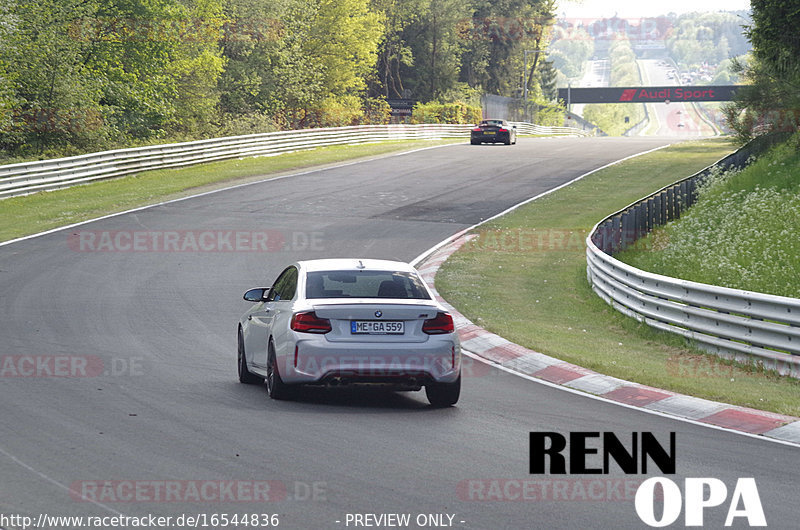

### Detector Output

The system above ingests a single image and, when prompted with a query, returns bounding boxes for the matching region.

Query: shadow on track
[227,382,457,412]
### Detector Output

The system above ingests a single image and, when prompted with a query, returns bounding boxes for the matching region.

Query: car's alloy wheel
[266,341,291,400]
[238,329,262,384]
[425,374,461,407]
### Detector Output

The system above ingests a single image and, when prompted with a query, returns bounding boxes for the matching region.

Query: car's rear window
[481,120,503,127]
[305,270,431,299]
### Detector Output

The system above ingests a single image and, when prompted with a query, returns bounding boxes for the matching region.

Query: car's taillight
[499,128,508,132]
[472,127,481,131]
[291,311,331,333]
[422,312,454,334]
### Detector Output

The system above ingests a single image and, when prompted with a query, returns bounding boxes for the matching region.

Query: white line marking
[0,443,126,515]
[408,141,800,448]
[462,350,800,449]
[411,142,671,266]
[1,142,461,248]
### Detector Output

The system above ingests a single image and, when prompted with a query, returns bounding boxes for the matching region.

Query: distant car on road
[471,119,517,145]
[238,259,462,406]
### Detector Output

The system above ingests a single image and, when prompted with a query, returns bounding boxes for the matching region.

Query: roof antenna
[357,260,365,269]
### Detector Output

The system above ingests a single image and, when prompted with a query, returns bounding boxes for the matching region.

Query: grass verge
[0,139,462,243]
[617,134,800,298]
[436,138,800,417]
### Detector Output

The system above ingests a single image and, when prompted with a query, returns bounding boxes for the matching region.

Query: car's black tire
[238,328,262,384]
[425,374,461,407]
[266,340,292,400]
[504,135,512,145]
[470,139,480,145]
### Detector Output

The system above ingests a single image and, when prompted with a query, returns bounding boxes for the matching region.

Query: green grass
[0,139,462,243]
[436,138,800,417]
[617,134,800,298]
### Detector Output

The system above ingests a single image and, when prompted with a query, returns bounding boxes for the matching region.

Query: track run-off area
[1,137,797,529]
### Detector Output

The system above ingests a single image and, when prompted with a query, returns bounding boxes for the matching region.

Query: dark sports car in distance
[470,119,517,145]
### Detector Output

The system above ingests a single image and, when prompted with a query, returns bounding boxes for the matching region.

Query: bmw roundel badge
[375,310,382,318]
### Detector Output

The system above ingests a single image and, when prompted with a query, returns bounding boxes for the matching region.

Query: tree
[0,0,230,154]
[536,59,557,101]
[747,0,800,81]
[0,2,17,136]
[370,0,425,98]
[218,0,291,123]
[461,0,556,98]
[302,0,383,99]
[272,0,383,128]
[548,31,593,79]
[724,0,800,141]
[1,0,105,152]
[399,0,472,101]
[166,0,227,135]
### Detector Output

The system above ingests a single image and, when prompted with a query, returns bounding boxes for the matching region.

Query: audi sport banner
[558,85,739,104]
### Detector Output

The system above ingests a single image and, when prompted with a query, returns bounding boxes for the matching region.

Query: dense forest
[0,0,557,159]
[666,11,750,69]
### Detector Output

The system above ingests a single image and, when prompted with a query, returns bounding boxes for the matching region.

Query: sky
[559,0,751,18]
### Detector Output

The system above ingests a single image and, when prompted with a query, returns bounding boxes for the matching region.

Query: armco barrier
[508,121,591,136]
[586,133,800,378]
[0,123,587,199]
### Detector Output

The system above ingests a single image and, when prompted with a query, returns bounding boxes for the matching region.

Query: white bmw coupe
[238,259,461,406]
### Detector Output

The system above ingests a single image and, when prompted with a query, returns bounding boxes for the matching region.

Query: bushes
[410,101,482,124]
[532,104,565,127]
[274,96,392,130]
[361,98,392,125]
[217,112,280,137]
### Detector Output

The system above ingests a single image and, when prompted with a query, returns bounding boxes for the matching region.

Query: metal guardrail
[586,133,800,378]
[508,122,591,137]
[563,111,608,137]
[0,123,587,199]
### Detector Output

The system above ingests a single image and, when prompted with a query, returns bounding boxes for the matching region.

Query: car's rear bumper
[280,337,461,385]
[471,132,509,142]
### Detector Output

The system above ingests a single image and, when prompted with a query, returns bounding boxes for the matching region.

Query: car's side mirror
[512,125,517,129]
[243,288,269,302]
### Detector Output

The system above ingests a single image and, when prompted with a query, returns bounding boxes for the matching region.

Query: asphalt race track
[1,137,797,529]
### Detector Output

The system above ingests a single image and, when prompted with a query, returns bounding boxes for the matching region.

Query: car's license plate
[351,321,404,334]
[484,131,495,135]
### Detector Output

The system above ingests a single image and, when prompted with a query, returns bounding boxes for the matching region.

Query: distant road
[571,59,610,117]
[637,59,717,137]
[570,57,717,136]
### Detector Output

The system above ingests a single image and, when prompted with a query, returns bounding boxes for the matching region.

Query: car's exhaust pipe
[327,377,349,387]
